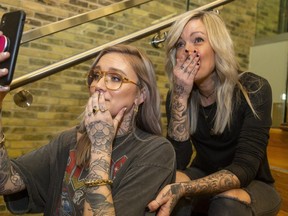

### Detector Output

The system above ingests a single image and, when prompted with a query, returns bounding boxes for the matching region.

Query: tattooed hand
[84,90,126,180]
[146,183,184,216]
[84,91,126,149]
[173,50,200,98]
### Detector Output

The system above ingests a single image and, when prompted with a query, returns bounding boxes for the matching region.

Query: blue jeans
[172,168,282,216]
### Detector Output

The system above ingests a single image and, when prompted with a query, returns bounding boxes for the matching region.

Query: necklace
[199,90,215,99]
[201,103,216,135]
[201,105,214,120]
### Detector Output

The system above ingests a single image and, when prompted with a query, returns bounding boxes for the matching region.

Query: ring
[99,105,108,112]
[100,108,108,113]
[92,108,99,114]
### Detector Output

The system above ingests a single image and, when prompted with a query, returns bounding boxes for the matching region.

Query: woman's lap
[173,167,282,216]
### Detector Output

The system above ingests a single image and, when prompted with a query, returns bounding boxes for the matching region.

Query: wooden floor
[279,210,288,216]
[268,144,288,170]
[267,128,288,215]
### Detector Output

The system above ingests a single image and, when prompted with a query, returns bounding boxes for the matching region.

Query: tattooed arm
[83,120,115,216]
[0,138,26,196]
[83,90,126,215]
[180,170,240,197]
[167,50,200,142]
[0,149,26,195]
[147,170,240,216]
[167,84,190,141]
[0,110,26,195]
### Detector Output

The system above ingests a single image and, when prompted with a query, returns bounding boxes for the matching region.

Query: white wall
[249,34,288,126]
[249,40,288,103]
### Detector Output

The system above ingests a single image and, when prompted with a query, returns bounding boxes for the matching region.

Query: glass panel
[3,0,249,161]
[255,0,282,39]
[251,0,288,128]
[6,0,216,157]
[15,0,190,79]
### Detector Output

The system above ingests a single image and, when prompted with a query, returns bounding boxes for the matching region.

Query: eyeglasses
[87,68,140,91]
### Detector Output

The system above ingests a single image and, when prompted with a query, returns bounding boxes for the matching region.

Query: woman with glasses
[0,43,176,215]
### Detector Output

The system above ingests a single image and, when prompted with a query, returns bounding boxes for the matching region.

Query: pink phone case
[0,35,9,52]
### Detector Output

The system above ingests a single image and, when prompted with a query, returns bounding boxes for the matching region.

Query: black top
[166,72,274,187]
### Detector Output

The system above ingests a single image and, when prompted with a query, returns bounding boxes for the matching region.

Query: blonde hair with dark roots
[166,10,257,134]
[76,44,162,166]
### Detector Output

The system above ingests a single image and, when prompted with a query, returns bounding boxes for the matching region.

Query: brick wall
[0,0,280,214]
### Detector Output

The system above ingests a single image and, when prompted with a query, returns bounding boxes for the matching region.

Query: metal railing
[11,0,234,90]
[21,0,152,44]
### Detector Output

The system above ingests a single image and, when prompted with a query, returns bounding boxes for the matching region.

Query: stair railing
[11,0,234,92]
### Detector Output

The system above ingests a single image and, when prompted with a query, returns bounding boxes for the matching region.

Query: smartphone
[0,10,26,86]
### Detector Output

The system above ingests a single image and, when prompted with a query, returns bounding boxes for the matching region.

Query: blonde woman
[0,43,175,215]
[147,11,281,216]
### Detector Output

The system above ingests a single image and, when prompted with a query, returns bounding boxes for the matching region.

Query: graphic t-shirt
[57,147,130,215]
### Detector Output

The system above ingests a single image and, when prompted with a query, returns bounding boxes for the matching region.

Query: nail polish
[145,207,151,212]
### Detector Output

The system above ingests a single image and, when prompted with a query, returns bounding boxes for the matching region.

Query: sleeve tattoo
[168,84,190,141]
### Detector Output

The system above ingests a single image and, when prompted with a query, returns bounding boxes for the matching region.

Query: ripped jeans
[171,168,282,216]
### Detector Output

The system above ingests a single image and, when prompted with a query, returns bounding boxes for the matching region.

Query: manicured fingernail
[0,85,9,90]
[145,207,151,212]
[0,68,7,73]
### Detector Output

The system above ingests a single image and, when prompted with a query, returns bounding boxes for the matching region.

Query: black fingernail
[145,207,151,212]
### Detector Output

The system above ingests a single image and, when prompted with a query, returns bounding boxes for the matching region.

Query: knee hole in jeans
[209,196,253,216]
[218,188,251,204]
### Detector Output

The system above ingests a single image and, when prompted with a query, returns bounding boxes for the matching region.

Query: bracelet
[84,179,113,187]
[0,133,5,148]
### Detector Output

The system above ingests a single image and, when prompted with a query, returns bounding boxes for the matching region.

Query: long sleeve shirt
[166,72,274,187]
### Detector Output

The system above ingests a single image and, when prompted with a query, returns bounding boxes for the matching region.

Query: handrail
[21,0,152,44]
[11,0,234,90]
